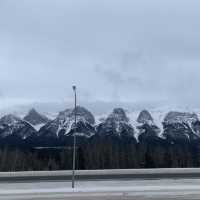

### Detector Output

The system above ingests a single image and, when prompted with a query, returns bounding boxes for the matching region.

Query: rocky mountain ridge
[0,107,200,144]
[0,114,36,139]
[97,108,134,137]
[24,108,50,126]
[38,106,95,138]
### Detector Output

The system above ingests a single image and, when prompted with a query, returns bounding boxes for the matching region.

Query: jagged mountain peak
[24,108,49,126]
[97,108,134,137]
[164,111,198,125]
[39,106,95,138]
[58,106,95,125]
[0,114,21,125]
[0,114,36,139]
[28,108,38,114]
[107,108,129,123]
[136,110,161,141]
[137,110,154,124]
[162,111,200,142]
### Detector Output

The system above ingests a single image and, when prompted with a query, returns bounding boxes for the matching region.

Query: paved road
[2,169,200,199]
[1,178,200,199]
[2,168,200,182]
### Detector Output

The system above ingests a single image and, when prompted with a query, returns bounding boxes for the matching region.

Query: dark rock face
[137,110,160,142]
[108,108,129,122]
[38,120,59,138]
[193,120,200,136]
[38,106,95,138]
[0,114,36,139]
[137,124,161,142]
[97,108,134,137]
[164,112,198,124]
[65,121,95,137]
[24,108,49,126]
[137,110,154,124]
[163,111,200,142]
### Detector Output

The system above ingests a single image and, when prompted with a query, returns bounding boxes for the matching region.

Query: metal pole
[72,85,77,188]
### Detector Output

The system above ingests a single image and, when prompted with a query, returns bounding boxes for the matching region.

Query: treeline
[0,135,200,171]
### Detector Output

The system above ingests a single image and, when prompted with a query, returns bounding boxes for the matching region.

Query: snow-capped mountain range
[38,106,95,138]
[0,106,200,144]
[0,114,36,139]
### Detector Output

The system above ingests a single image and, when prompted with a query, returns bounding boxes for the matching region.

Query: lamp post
[72,85,77,188]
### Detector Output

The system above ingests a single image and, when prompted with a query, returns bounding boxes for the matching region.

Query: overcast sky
[1,0,200,109]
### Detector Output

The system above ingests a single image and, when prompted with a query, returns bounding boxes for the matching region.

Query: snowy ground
[1,178,200,199]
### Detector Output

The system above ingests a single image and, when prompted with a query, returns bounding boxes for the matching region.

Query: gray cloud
[0,0,200,109]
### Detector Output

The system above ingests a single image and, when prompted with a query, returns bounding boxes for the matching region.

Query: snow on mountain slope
[39,106,95,138]
[0,114,36,139]
[164,111,198,125]
[97,108,135,137]
[2,104,200,141]
[32,123,46,131]
[124,110,162,140]
[162,111,200,141]
[0,114,20,126]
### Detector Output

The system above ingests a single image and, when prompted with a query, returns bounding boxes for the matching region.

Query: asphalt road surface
[2,168,200,182]
[1,178,200,199]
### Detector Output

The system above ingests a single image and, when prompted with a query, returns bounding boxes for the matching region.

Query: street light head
[72,85,76,91]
